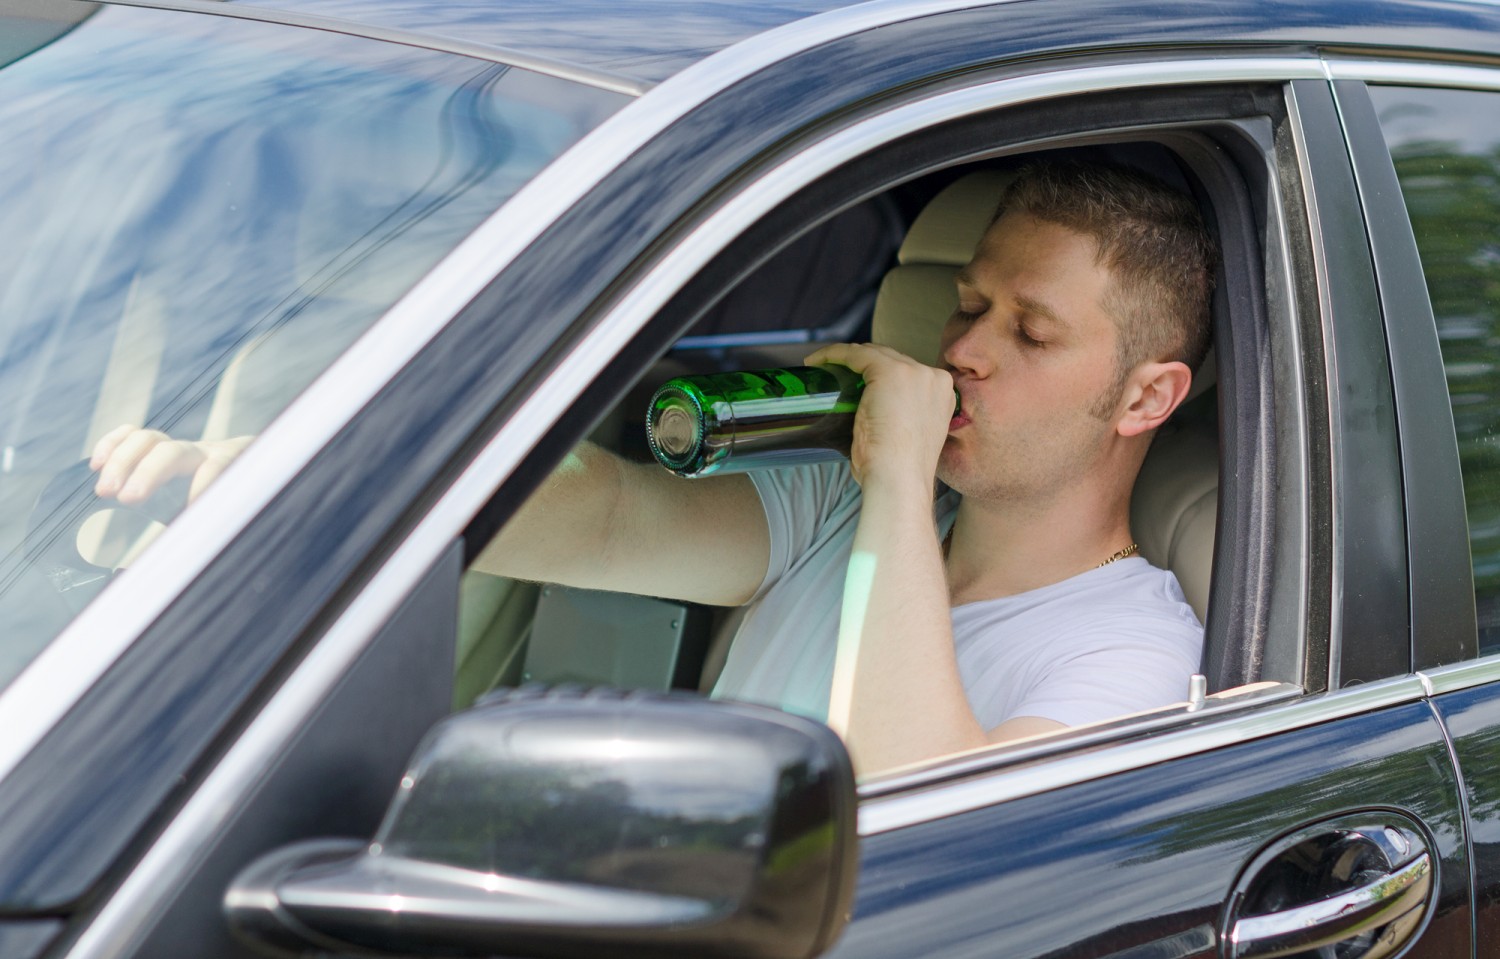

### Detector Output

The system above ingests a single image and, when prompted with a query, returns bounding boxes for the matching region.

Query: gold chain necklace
[942,527,1139,568]
[1096,543,1140,567]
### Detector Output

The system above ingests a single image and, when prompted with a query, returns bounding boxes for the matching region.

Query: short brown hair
[995,160,1217,377]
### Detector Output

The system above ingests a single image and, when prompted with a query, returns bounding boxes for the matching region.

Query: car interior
[455,133,1284,770]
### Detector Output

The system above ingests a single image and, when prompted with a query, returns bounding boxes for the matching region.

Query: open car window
[461,100,1308,781]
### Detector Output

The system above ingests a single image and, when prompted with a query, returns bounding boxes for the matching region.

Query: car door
[1340,64,1500,959]
[10,5,1483,959]
[819,70,1470,959]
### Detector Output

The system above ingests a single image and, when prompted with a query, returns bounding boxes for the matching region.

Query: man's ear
[1116,360,1193,438]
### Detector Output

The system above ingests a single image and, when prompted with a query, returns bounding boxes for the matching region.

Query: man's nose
[941,320,988,377]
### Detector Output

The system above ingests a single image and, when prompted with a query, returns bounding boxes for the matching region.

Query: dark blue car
[4,0,1500,956]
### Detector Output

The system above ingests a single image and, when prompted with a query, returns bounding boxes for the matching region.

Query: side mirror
[225,687,858,959]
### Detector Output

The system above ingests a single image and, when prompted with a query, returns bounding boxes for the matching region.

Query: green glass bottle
[647,365,865,477]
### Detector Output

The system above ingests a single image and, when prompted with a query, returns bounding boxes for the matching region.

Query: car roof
[223,0,857,87]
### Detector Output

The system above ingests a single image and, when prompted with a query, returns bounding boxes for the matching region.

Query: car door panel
[92,544,461,959]
[837,702,1469,959]
[1334,69,1500,959]
[1430,686,1500,958]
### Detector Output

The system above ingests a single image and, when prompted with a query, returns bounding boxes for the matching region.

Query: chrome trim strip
[63,54,1329,954]
[1426,694,1477,955]
[858,676,1428,836]
[1325,58,1500,92]
[1419,656,1500,696]
[1418,669,1436,697]
[860,683,1302,799]
[97,0,650,95]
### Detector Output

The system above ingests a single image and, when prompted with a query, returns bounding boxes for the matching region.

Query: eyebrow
[1014,292,1069,329]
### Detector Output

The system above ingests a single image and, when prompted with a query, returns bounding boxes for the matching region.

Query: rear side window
[1371,85,1500,649]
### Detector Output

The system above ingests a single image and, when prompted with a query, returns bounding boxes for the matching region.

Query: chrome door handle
[1229,852,1431,959]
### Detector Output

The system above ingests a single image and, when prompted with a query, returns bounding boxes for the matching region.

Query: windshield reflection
[0,2,623,687]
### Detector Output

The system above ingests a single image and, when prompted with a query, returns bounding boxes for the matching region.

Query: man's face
[936,210,1126,502]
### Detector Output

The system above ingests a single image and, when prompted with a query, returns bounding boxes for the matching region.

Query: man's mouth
[948,383,972,431]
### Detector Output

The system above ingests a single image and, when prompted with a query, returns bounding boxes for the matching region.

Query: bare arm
[90,425,770,608]
[471,441,771,607]
[808,344,1064,774]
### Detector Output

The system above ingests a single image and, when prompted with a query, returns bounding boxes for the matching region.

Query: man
[91,160,1216,775]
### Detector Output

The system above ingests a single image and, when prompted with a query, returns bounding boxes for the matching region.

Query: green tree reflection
[1390,134,1500,643]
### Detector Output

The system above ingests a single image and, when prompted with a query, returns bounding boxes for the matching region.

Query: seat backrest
[870,171,1217,622]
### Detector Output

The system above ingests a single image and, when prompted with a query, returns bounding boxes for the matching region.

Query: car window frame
[1330,60,1500,681]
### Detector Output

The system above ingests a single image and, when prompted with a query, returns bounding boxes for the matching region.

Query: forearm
[831,478,988,774]
[472,441,770,606]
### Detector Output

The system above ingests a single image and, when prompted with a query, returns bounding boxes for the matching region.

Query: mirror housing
[226,687,858,959]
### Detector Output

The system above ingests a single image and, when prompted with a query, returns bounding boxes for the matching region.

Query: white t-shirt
[711,460,1203,729]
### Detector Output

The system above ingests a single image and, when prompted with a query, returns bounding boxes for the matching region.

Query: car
[3,0,1500,956]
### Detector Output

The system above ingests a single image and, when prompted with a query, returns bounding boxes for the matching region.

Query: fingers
[120,440,205,504]
[803,345,955,489]
[92,427,202,503]
[90,424,139,471]
[804,341,912,373]
[807,343,953,403]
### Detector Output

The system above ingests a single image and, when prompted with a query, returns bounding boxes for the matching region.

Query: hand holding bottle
[801,342,955,491]
[645,352,958,478]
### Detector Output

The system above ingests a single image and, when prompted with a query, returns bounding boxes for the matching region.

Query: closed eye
[1015,322,1046,348]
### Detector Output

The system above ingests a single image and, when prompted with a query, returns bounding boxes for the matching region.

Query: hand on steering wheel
[24,427,250,608]
[91,425,249,505]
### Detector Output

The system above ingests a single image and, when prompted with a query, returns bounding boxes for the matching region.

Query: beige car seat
[870,170,1218,622]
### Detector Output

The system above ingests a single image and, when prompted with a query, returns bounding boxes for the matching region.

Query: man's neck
[944,483,1135,606]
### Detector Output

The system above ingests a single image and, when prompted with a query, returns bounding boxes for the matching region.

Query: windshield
[0,1,624,688]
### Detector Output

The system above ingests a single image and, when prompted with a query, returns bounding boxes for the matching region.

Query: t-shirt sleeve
[999,616,1203,729]
[746,460,857,602]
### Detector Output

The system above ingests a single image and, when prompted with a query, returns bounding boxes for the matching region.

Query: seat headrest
[898,170,1016,266]
[871,172,1015,368]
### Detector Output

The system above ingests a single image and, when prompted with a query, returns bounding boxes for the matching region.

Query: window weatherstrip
[1283,81,1345,690]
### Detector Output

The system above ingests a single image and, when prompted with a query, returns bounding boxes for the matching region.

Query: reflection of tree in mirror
[382,759,763,903]
[1389,134,1500,643]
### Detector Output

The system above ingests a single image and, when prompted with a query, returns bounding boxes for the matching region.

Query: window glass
[1371,85,1500,650]
[0,1,622,689]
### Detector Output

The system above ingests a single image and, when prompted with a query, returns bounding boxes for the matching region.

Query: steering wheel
[24,459,188,610]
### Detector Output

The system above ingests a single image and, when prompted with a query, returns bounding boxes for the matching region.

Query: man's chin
[935,454,968,493]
